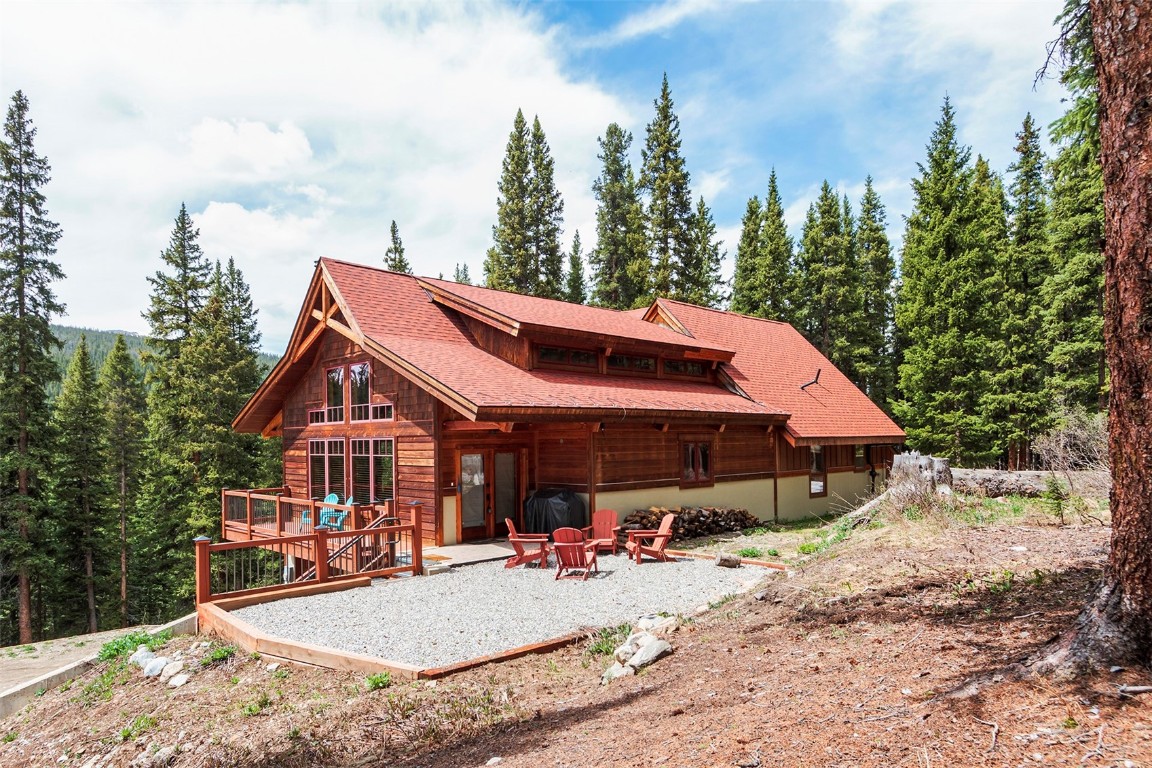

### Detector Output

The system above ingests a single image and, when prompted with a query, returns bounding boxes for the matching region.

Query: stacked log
[620,506,761,542]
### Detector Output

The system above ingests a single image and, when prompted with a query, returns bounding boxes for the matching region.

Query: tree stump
[714,552,742,568]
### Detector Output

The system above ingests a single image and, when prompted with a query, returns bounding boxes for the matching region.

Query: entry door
[458,449,520,541]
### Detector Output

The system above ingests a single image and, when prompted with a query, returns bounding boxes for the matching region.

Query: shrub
[366,672,392,691]
[201,644,237,667]
[98,630,170,662]
[736,547,763,558]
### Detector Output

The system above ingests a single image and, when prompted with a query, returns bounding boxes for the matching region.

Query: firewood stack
[620,506,761,542]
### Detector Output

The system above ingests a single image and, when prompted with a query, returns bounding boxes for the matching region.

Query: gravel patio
[231,553,776,668]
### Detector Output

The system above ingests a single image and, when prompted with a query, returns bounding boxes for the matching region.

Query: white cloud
[185,119,312,179]
[583,0,757,48]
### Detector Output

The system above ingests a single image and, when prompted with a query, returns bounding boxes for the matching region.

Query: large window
[325,367,345,423]
[309,439,346,501]
[351,438,395,503]
[809,445,826,497]
[536,346,598,369]
[681,439,714,488]
[349,362,371,421]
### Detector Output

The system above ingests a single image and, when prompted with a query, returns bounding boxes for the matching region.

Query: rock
[130,746,176,768]
[265,663,280,673]
[636,614,677,634]
[627,639,672,670]
[486,759,504,766]
[601,662,636,684]
[159,661,184,683]
[129,646,155,668]
[168,674,190,688]
[142,657,170,677]
[613,644,635,665]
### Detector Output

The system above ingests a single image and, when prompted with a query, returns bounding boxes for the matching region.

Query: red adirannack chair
[504,518,550,569]
[625,513,676,564]
[553,527,599,581]
[581,508,622,555]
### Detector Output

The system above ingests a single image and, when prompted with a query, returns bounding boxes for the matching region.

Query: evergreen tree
[529,117,565,299]
[97,335,146,628]
[684,196,725,307]
[730,195,762,314]
[756,171,797,323]
[453,262,473,285]
[1042,1,1105,412]
[894,99,1003,465]
[383,220,411,274]
[793,181,863,382]
[855,176,897,410]
[565,231,586,305]
[484,110,532,293]
[986,115,1053,468]
[0,90,64,643]
[590,123,648,309]
[48,336,110,635]
[639,74,695,302]
[142,204,211,366]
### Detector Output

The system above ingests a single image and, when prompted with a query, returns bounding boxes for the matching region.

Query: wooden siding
[536,427,591,490]
[280,330,440,545]
[460,316,531,368]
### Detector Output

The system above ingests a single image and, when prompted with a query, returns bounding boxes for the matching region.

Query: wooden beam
[717,423,727,433]
[658,423,670,432]
[292,319,328,364]
[442,421,506,432]
[260,410,283,439]
[498,422,514,433]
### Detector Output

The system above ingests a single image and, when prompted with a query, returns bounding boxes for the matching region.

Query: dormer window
[663,359,706,377]
[607,354,656,374]
[536,346,598,369]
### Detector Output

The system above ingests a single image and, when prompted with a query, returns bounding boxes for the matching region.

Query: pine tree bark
[120,466,128,628]
[1035,0,1152,674]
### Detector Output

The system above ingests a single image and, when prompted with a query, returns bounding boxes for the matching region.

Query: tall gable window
[680,437,714,489]
[325,367,345,422]
[349,362,371,421]
[352,438,394,503]
[809,445,826,497]
[309,439,346,500]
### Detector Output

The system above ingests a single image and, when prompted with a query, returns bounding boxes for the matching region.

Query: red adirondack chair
[553,527,599,581]
[504,518,550,569]
[625,513,676,564]
[581,508,622,555]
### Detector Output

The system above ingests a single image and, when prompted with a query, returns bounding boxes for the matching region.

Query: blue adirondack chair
[304,493,339,530]
[320,496,351,530]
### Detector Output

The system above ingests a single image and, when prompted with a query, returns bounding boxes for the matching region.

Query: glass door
[458,449,521,541]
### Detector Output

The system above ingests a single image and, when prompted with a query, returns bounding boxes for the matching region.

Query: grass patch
[77,660,133,705]
[2,732,16,743]
[119,714,157,741]
[241,691,272,717]
[201,644,237,668]
[97,630,170,662]
[736,547,763,558]
[584,624,631,657]
[365,672,392,691]
[708,593,737,610]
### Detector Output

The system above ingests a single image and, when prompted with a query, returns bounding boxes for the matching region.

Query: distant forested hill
[48,325,279,398]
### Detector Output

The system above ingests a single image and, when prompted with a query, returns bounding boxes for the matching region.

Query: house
[227,258,904,547]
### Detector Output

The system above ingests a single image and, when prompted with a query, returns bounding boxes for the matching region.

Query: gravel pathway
[232,554,774,668]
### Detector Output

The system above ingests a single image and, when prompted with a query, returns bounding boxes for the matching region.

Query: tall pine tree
[730,195,763,314]
[453,263,473,285]
[383,220,412,274]
[590,123,648,309]
[98,335,146,628]
[484,110,532,293]
[0,90,64,643]
[639,74,695,303]
[529,117,565,299]
[855,176,897,410]
[894,100,1004,465]
[987,114,1053,468]
[48,336,110,635]
[684,196,725,307]
[565,231,586,305]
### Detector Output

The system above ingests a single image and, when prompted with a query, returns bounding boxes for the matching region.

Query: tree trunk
[1036,0,1152,674]
[120,465,128,628]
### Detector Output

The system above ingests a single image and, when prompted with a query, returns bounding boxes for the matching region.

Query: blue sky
[0,0,1068,354]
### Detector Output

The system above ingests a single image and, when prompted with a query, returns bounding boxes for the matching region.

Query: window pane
[664,360,686,375]
[682,443,695,480]
[539,347,565,363]
[373,439,394,501]
[698,443,711,479]
[350,363,370,421]
[632,357,655,371]
[309,441,326,499]
[371,403,394,421]
[326,368,345,407]
[607,354,628,369]
[352,454,371,506]
[569,350,597,367]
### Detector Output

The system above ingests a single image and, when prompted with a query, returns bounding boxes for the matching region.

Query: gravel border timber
[232,554,775,668]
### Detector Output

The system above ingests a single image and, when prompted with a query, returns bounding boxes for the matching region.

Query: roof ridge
[423,276,641,315]
[320,256,424,280]
[660,298,791,327]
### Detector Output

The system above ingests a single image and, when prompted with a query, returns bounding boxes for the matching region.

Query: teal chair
[304,493,339,530]
[320,496,351,530]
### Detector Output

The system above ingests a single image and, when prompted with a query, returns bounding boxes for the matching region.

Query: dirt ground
[2,495,1150,768]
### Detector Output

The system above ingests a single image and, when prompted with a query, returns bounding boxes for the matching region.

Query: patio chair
[320,495,351,530]
[625,513,676,564]
[581,508,622,555]
[504,518,550,569]
[553,527,599,581]
[303,493,339,531]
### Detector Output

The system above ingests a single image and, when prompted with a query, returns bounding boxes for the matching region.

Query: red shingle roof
[651,299,905,443]
[321,260,776,421]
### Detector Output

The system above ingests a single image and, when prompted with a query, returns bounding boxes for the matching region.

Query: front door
[458,449,520,541]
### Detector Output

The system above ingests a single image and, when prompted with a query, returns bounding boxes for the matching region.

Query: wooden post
[220,489,228,537]
[309,499,318,533]
[245,490,253,539]
[275,495,283,536]
[194,536,212,604]
[314,525,330,583]
[408,502,423,576]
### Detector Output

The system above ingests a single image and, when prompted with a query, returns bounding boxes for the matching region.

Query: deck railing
[194,512,424,604]
[220,488,399,540]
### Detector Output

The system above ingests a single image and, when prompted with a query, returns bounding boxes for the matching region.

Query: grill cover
[522,489,587,536]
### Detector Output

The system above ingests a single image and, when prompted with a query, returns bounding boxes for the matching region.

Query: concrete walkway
[423,539,515,567]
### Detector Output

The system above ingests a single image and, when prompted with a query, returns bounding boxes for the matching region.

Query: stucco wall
[775,470,881,521]
[596,479,776,525]
[441,495,458,545]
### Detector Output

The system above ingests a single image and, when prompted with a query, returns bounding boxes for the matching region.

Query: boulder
[129,646,155,668]
[142,657,170,678]
[168,673,190,688]
[600,662,636,684]
[627,639,672,670]
[159,661,184,683]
